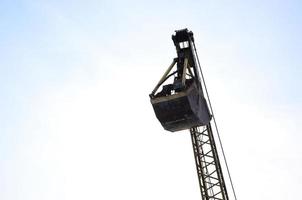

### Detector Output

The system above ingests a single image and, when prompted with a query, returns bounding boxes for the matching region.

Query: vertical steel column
[190,125,229,200]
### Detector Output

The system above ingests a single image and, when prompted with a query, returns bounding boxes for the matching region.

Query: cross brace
[190,125,229,200]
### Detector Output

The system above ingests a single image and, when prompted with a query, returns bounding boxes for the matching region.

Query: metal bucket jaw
[150,81,211,132]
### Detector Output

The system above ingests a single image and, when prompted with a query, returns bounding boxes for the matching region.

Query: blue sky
[0,0,302,200]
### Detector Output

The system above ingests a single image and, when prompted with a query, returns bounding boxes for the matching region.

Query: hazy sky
[0,0,301,200]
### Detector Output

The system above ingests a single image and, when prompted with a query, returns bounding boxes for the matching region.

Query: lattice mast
[149,29,232,200]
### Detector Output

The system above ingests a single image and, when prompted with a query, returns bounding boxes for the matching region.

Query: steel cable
[192,42,238,200]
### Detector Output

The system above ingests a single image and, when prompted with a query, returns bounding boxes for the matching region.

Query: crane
[149,29,237,200]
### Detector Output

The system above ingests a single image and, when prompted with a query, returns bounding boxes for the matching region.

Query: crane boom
[190,126,229,200]
[149,29,233,200]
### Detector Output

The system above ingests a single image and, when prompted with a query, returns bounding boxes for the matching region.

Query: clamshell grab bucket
[150,81,211,132]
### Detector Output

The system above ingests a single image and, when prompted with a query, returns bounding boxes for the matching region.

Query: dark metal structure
[149,29,233,200]
[150,29,211,132]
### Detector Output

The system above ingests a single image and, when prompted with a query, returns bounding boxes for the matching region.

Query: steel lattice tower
[190,125,229,200]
